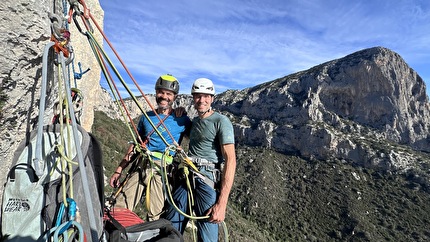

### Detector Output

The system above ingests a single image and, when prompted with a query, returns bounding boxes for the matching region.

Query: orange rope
[70,0,180,147]
[92,43,146,147]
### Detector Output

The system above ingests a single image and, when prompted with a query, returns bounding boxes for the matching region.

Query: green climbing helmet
[155,74,179,94]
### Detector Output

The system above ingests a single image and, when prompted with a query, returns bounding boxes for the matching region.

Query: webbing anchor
[73,62,90,79]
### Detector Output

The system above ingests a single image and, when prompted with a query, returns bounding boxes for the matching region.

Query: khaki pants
[115,168,165,221]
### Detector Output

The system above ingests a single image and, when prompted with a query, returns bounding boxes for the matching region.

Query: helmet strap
[197,107,212,117]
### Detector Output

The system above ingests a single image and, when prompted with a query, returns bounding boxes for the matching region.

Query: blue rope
[62,0,69,30]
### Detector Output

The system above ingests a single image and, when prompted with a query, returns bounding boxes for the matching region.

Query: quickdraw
[49,12,74,67]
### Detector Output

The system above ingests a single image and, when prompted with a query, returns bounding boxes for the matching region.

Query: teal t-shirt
[138,111,191,154]
[188,112,234,163]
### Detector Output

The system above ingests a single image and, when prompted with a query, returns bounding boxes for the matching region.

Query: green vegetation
[92,111,131,194]
[231,148,430,241]
[94,111,430,242]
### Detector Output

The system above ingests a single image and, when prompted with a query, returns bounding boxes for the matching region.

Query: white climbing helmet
[191,78,215,95]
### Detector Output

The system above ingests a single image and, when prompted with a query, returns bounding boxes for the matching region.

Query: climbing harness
[106,151,146,207]
[160,149,230,241]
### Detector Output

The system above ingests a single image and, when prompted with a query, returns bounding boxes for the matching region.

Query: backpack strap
[9,163,39,182]
[105,209,128,240]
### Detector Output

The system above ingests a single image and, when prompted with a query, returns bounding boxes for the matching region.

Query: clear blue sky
[98,0,430,96]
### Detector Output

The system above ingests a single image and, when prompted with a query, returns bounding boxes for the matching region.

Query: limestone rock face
[98,94,196,121]
[0,0,103,200]
[213,47,430,170]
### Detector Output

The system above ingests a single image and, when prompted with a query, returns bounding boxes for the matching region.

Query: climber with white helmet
[190,77,216,116]
[165,78,237,242]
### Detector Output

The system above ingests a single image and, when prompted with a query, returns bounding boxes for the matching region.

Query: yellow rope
[145,156,154,213]
[57,63,69,206]
[86,38,142,149]
[86,31,177,148]
[161,153,209,220]
[54,61,78,207]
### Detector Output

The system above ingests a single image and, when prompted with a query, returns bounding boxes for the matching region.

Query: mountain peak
[214,47,430,170]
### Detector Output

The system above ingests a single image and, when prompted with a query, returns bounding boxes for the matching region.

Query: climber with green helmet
[109,74,191,221]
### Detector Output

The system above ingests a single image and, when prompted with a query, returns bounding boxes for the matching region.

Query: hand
[174,107,187,117]
[175,146,184,154]
[206,203,226,224]
[109,172,121,188]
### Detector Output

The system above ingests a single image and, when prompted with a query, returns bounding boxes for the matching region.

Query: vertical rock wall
[0,0,104,203]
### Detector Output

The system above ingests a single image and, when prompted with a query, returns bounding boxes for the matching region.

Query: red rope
[70,0,180,147]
